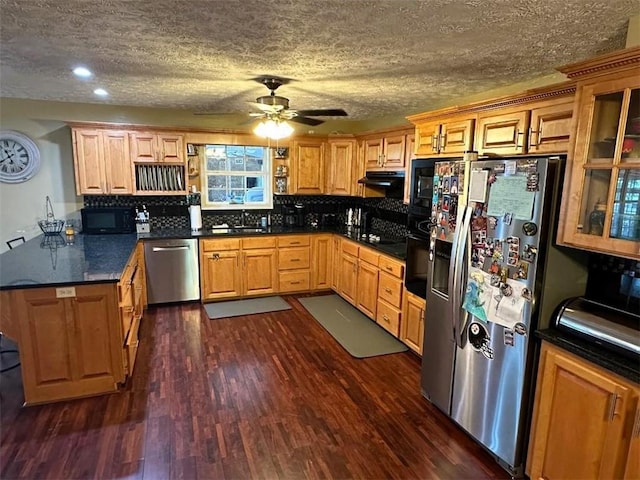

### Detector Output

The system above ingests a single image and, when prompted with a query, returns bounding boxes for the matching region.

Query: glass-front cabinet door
[560,75,640,259]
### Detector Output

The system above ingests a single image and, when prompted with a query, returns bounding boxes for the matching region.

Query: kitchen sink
[230,227,265,233]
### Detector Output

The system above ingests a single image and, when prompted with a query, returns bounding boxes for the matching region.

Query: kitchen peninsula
[0,226,408,405]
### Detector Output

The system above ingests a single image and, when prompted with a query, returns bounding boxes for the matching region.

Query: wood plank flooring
[1,295,509,479]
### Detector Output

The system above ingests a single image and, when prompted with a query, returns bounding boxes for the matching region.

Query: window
[201,144,272,210]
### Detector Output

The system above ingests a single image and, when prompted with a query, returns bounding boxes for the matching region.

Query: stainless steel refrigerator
[420,156,588,476]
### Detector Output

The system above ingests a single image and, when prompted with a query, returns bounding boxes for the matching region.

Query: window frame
[199,144,273,211]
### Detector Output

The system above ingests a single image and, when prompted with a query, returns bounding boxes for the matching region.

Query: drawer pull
[384,287,392,294]
[290,281,301,285]
[385,266,393,271]
[290,258,300,262]
[382,315,390,322]
[290,241,300,245]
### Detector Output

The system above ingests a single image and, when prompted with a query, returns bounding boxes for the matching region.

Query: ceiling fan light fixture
[254,118,294,140]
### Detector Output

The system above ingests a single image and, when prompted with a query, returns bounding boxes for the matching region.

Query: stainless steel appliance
[554,297,640,359]
[421,156,588,476]
[81,207,135,234]
[144,238,200,304]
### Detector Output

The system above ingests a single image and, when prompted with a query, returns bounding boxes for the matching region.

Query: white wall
[0,107,81,253]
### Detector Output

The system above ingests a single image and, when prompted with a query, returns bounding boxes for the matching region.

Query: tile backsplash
[84,194,408,237]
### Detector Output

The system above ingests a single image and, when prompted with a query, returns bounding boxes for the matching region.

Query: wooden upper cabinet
[528,342,638,480]
[557,47,640,259]
[130,132,185,163]
[291,139,325,194]
[327,139,355,195]
[73,128,133,195]
[364,138,384,170]
[403,133,416,204]
[476,110,530,155]
[362,131,409,171]
[528,99,574,154]
[383,134,406,169]
[414,118,475,157]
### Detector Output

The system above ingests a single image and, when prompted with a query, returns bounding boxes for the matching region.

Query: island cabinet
[326,138,356,195]
[527,342,639,480]
[277,235,311,293]
[556,46,640,259]
[9,283,125,405]
[411,117,475,157]
[311,234,333,291]
[199,237,277,300]
[119,243,146,377]
[400,289,425,355]
[72,128,133,195]
[290,138,326,194]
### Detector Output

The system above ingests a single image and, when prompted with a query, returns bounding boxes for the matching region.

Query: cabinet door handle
[527,127,540,147]
[432,135,439,152]
[607,393,621,421]
[515,130,524,149]
[440,134,446,151]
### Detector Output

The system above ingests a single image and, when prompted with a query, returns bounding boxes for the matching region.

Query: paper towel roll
[189,205,202,231]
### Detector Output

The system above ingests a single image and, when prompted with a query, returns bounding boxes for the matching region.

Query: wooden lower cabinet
[339,251,358,305]
[528,342,639,480]
[244,249,277,295]
[356,259,378,318]
[200,249,242,300]
[330,236,341,291]
[401,290,425,354]
[12,284,125,405]
[312,234,333,290]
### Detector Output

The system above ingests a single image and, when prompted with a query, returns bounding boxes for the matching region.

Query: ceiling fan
[247,76,348,127]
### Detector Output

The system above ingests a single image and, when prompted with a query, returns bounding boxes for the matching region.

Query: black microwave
[81,207,135,234]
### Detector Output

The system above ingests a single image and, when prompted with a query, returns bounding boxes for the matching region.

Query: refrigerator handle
[448,206,466,338]
[452,205,473,347]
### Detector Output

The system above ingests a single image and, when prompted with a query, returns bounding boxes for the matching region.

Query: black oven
[81,207,135,234]
[404,158,437,299]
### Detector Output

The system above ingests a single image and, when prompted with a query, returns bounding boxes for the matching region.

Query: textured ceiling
[0,0,638,127]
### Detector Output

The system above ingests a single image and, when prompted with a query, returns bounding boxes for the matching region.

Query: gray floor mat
[204,296,291,319]
[299,294,408,358]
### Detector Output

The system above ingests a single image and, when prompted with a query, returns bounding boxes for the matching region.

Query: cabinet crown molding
[558,45,640,79]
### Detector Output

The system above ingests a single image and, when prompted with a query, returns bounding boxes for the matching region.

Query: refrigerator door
[421,237,456,413]
[450,157,551,472]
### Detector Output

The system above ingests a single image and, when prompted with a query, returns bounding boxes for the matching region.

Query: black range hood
[357,170,405,188]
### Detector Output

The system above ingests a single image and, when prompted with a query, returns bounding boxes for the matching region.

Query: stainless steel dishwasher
[144,238,200,304]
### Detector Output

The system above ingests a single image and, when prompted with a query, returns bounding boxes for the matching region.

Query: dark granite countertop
[139,225,407,260]
[0,227,406,290]
[0,233,139,290]
[536,328,640,384]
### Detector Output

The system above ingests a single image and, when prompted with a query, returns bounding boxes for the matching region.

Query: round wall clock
[0,130,41,183]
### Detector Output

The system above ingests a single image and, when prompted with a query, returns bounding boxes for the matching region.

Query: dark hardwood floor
[1,295,509,479]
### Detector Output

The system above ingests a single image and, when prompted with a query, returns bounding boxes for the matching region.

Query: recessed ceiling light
[73,66,92,78]
[93,88,108,97]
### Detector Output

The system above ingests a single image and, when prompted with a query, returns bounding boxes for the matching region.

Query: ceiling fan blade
[193,112,243,116]
[294,109,348,117]
[290,116,324,126]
